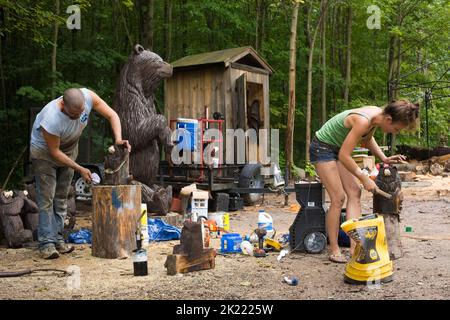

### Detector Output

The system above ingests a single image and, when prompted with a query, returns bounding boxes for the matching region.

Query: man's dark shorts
[309,136,340,164]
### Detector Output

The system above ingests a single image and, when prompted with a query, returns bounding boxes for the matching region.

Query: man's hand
[79,167,92,184]
[116,139,131,153]
[385,154,407,164]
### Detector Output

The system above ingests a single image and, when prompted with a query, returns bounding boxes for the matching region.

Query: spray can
[282,276,299,286]
[133,231,148,276]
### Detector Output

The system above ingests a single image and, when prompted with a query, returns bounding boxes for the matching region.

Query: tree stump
[92,184,141,259]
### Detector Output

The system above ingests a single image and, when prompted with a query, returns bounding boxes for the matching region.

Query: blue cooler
[220,233,242,253]
[176,118,198,151]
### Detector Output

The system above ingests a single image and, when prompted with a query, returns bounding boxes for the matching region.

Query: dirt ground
[1,177,449,300]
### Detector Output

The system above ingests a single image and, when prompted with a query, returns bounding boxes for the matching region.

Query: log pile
[395,153,450,181]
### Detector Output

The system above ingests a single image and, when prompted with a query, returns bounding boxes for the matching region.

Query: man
[30,88,131,259]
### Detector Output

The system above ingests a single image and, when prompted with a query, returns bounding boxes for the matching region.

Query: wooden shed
[164,46,274,133]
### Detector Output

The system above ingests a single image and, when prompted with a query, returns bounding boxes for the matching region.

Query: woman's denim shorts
[309,136,340,164]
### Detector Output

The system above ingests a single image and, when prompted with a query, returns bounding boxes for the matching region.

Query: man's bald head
[62,88,85,119]
[63,88,85,110]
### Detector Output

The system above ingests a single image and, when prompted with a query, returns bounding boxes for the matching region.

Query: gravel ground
[0,177,449,300]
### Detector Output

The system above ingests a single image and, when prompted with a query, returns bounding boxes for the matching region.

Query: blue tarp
[148,218,181,242]
[68,228,92,244]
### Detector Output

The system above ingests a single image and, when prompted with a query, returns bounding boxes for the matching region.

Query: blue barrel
[220,233,242,253]
[176,118,198,151]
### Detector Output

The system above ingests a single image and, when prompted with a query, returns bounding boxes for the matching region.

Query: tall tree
[140,0,154,50]
[304,0,327,163]
[163,0,172,61]
[255,0,267,51]
[51,0,60,98]
[320,0,327,125]
[285,0,301,175]
[343,4,352,106]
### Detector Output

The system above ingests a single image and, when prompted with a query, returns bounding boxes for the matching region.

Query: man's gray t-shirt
[30,88,94,164]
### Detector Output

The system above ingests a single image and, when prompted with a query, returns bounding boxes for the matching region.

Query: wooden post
[92,184,141,259]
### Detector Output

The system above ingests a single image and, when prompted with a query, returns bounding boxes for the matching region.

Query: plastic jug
[258,210,274,238]
[258,210,273,231]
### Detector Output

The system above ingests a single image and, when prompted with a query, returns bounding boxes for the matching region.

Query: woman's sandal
[329,252,348,263]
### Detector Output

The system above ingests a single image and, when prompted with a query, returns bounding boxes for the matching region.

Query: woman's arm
[338,117,377,192]
[364,136,407,164]
[364,137,388,162]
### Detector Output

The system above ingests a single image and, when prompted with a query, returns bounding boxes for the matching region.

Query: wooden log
[164,248,216,276]
[92,185,141,259]
[398,171,416,182]
[164,220,216,275]
[104,144,132,185]
[380,213,403,260]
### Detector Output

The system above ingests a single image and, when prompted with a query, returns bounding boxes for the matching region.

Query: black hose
[0,268,69,278]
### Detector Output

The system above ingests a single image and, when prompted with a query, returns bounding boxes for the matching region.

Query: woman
[309,100,419,263]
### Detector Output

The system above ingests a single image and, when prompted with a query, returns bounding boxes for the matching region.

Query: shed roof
[171,46,274,74]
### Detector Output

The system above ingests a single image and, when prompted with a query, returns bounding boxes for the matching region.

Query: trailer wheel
[72,167,101,199]
[239,164,264,205]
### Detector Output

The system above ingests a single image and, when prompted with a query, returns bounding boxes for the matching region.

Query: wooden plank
[204,69,212,116]
[235,73,247,130]
[231,62,271,75]
[263,75,270,130]
[92,184,141,259]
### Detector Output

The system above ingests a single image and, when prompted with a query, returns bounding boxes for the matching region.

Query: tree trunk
[330,4,336,113]
[285,1,300,174]
[140,0,154,50]
[181,0,188,56]
[305,0,327,163]
[163,0,173,61]
[92,185,142,259]
[321,0,327,125]
[51,0,60,98]
[255,0,266,51]
[343,6,352,106]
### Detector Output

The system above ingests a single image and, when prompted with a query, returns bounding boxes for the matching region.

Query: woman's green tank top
[315,109,375,147]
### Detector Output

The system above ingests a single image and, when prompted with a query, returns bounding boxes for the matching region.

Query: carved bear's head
[130,44,173,97]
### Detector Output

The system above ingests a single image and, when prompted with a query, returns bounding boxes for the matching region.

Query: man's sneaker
[40,246,60,259]
[56,242,75,254]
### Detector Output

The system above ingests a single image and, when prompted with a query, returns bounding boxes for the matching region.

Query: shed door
[235,73,247,130]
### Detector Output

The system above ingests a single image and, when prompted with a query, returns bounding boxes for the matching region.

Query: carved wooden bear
[113,44,173,214]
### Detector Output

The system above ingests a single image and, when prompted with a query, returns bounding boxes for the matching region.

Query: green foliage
[0,0,448,187]
[304,162,317,178]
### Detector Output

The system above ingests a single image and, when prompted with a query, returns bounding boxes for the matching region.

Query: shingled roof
[171,46,273,74]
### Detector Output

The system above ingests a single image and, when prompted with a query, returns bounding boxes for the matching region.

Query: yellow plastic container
[222,213,230,232]
[140,203,148,246]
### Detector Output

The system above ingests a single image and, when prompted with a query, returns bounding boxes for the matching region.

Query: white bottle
[257,210,275,238]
